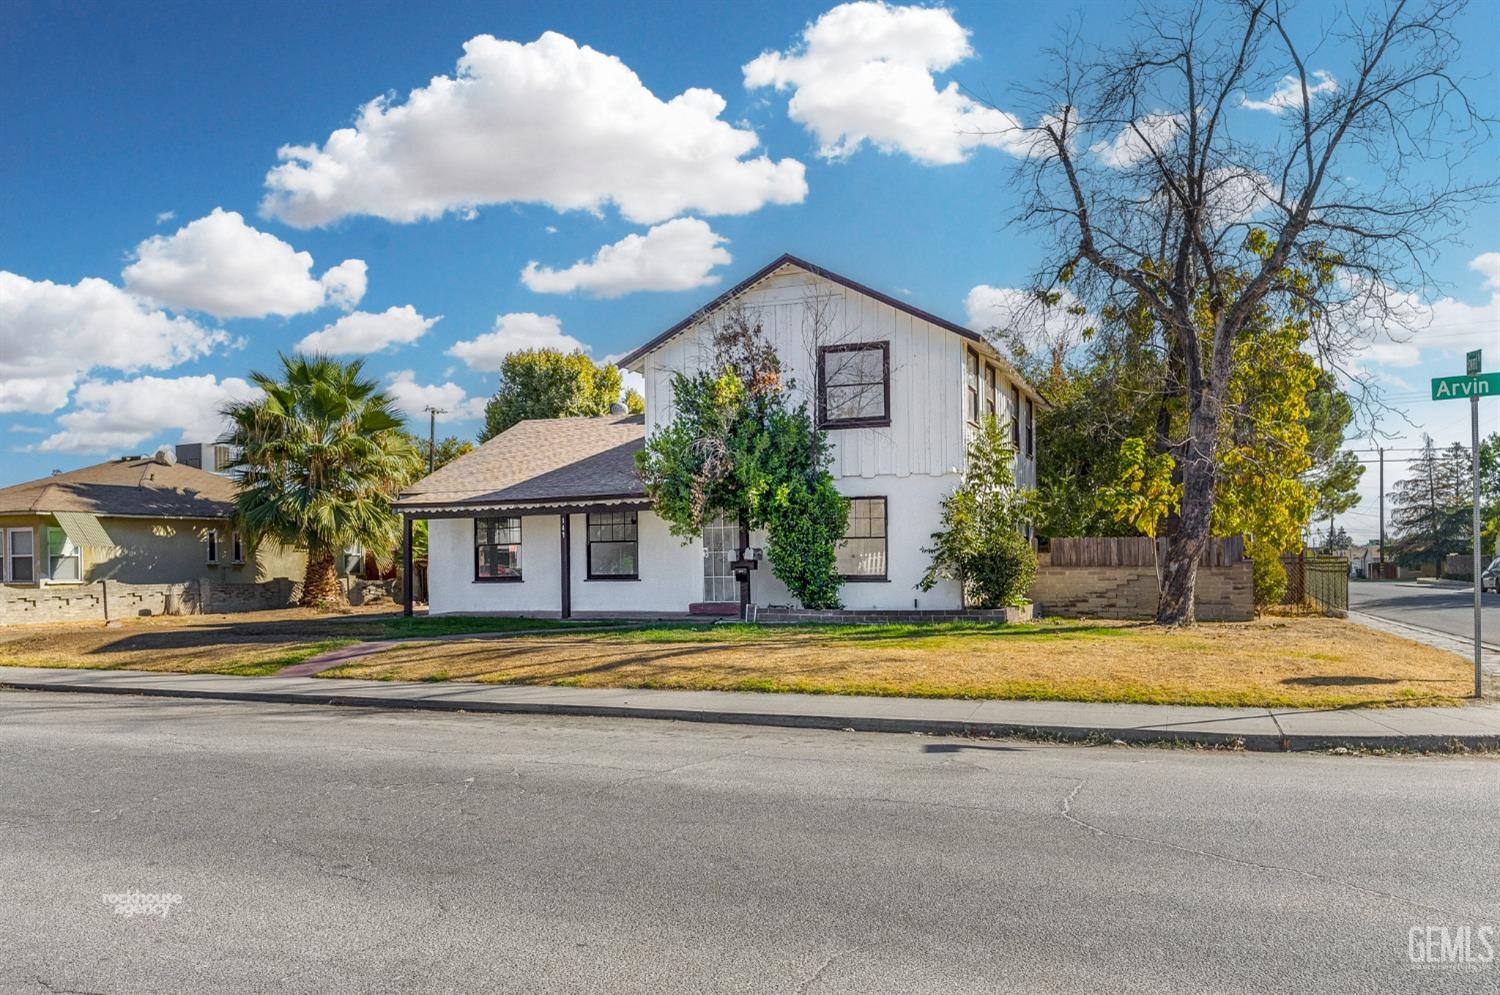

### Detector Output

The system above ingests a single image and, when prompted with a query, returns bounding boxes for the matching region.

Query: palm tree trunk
[301,549,342,610]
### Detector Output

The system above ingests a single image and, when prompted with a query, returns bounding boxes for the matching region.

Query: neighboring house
[399,254,1044,617]
[0,450,303,587]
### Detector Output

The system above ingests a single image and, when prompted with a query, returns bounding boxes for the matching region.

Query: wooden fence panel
[1049,536,1245,568]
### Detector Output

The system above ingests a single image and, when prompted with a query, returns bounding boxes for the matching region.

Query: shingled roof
[0,457,238,519]
[396,414,647,513]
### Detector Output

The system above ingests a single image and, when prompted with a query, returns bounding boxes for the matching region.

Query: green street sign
[1468,349,1482,375]
[1432,372,1500,400]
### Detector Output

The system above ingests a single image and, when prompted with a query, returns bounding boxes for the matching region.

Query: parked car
[1483,557,1500,593]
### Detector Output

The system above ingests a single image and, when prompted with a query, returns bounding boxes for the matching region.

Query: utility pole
[1377,447,1385,575]
[423,406,446,475]
[1472,393,1482,699]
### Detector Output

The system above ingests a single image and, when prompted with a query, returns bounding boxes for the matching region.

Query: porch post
[559,513,572,620]
[737,513,751,621]
[401,514,413,618]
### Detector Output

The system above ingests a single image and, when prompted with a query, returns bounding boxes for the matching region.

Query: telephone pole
[423,406,446,475]
[1377,447,1385,574]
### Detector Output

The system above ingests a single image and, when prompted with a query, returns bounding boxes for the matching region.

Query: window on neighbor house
[818,342,890,428]
[1025,398,1035,458]
[985,365,997,421]
[587,511,639,579]
[46,528,81,582]
[231,531,245,564]
[204,529,219,565]
[1010,385,1022,447]
[475,517,522,581]
[5,528,35,583]
[837,497,888,580]
[965,349,980,423]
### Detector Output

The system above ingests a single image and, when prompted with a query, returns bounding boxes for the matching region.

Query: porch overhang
[395,494,651,520]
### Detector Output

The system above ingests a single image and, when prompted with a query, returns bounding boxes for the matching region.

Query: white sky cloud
[446,312,586,371]
[385,370,487,423]
[0,271,223,414]
[1090,113,1184,168]
[521,218,732,298]
[122,208,366,319]
[743,1,1033,164]
[154,210,176,225]
[1241,70,1338,113]
[261,32,807,228]
[295,305,440,354]
[36,374,259,454]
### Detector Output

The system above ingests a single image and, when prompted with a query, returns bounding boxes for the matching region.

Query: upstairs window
[818,342,890,428]
[965,349,981,424]
[1025,398,1035,458]
[587,511,639,579]
[475,517,522,581]
[985,365,997,421]
[1010,385,1022,448]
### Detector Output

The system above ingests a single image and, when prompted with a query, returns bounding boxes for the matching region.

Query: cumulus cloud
[122,208,366,319]
[743,1,1032,164]
[0,271,223,414]
[261,32,806,228]
[446,312,585,371]
[37,374,259,454]
[1090,113,1184,168]
[294,305,440,354]
[154,210,176,225]
[965,284,1095,364]
[1241,70,1338,113]
[384,370,487,423]
[1469,252,1500,291]
[521,218,732,298]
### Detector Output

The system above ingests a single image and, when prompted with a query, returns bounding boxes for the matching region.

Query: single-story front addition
[398,254,1045,618]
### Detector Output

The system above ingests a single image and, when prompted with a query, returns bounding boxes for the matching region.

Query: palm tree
[223,354,421,610]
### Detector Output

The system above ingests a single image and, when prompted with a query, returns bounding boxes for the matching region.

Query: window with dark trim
[475,517,522,581]
[837,497,887,580]
[587,511,639,579]
[1024,398,1035,458]
[984,365,997,421]
[818,342,890,428]
[965,349,980,424]
[1010,385,1022,447]
[204,529,219,565]
[231,531,245,564]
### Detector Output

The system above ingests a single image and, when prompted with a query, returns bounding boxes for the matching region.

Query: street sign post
[1432,353,1491,698]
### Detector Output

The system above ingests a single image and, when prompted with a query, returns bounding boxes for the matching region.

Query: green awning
[52,511,115,549]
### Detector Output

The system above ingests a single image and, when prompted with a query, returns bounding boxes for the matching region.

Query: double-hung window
[587,511,639,580]
[4,528,35,583]
[984,365,997,421]
[1025,398,1035,458]
[46,528,81,582]
[818,342,890,428]
[837,497,888,580]
[1010,385,1022,448]
[475,517,522,581]
[205,529,219,565]
[231,531,245,564]
[965,350,981,424]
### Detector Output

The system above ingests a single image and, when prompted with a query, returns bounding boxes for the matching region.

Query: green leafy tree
[405,434,474,475]
[636,316,847,609]
[1308,450,1365,548]
[481,349,625,441]
[223,355,422,610]
[920,416,1037,608]
[1480,432,1500,558]
[1389,436,1473,576]
[623,387,645,415]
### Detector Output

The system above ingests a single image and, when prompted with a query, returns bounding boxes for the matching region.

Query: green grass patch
[600,618,1125,646]
[366,616,629,638]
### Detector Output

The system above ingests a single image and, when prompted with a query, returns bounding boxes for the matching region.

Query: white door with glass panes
[701,515,738,603]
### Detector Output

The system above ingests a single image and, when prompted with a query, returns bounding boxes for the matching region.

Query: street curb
[3,675,1497,753]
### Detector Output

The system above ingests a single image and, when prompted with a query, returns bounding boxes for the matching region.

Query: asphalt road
[1350,580,1499,646]
[2,693,1498,995]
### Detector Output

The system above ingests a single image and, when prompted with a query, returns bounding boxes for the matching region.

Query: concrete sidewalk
[4,665,1500,752]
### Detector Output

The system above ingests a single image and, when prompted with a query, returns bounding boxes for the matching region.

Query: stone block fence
[1030,537,1255,622]
[0,577,303,626]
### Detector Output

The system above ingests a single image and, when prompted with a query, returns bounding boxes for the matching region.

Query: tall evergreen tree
[1389,437,1472,576]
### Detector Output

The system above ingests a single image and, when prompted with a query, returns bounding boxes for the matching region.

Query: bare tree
[1011,0,1492,623]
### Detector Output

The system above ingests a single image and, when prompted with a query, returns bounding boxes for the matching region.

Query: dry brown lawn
[321,616,1473,709]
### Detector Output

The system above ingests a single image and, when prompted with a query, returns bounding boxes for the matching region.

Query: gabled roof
[616,254,1040,403]
[0,457,237,519]
[396,414,646,512]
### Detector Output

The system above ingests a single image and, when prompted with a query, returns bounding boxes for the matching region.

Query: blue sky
[2,0,1497,539]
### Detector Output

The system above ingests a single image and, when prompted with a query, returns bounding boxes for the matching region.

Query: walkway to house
[5,665,1499,752]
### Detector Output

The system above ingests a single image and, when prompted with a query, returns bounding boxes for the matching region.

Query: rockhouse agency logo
[1408,925,1495,969]
[102,890,183,919]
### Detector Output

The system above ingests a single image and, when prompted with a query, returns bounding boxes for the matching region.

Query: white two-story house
[399,254,1043,617]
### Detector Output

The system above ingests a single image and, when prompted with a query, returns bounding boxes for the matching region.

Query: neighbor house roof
[0,456,237,520]
[396,414,646,514]
[615,253,1044,404]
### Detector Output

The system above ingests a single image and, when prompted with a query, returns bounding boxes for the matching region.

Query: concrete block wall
[1029,554,1254,622]
[0,578,300,625]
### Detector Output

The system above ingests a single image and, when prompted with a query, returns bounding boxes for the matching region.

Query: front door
[701,515,739,604]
